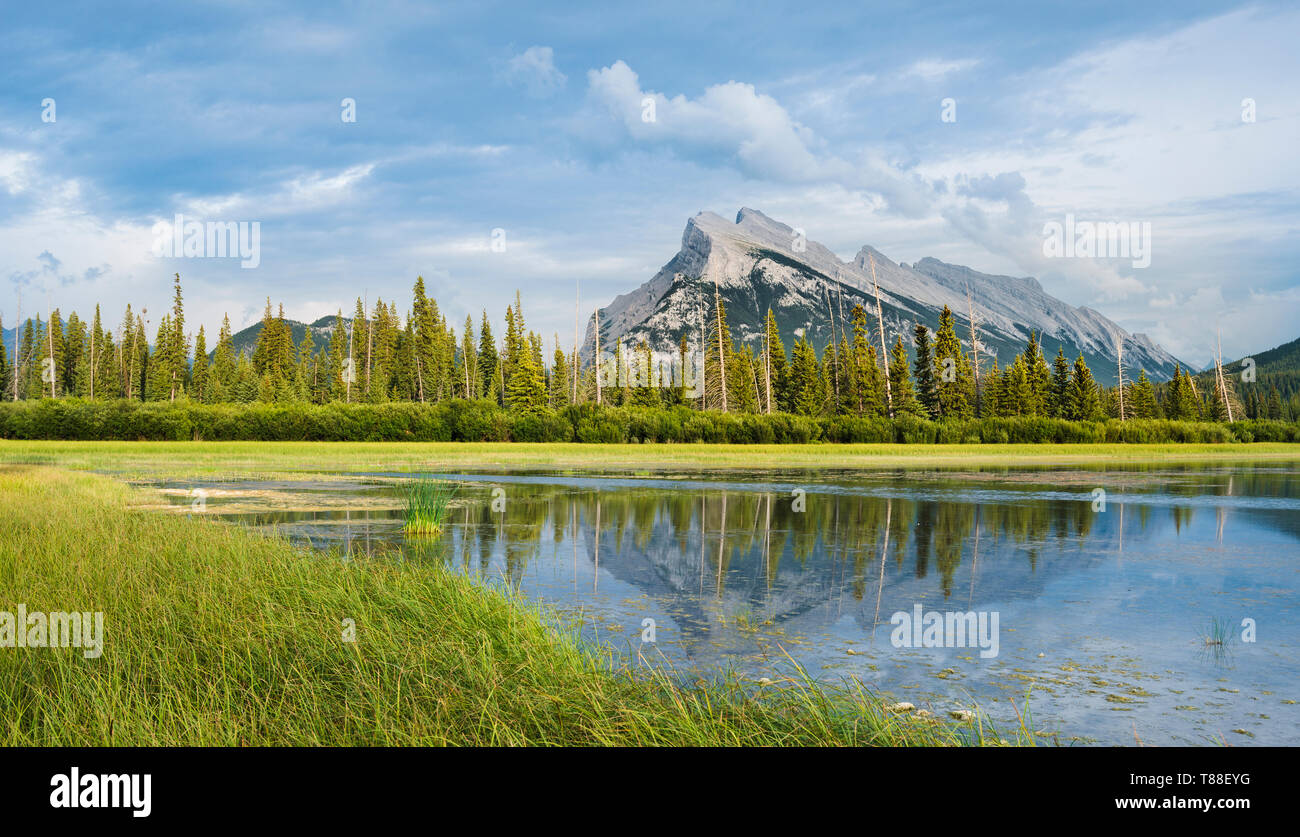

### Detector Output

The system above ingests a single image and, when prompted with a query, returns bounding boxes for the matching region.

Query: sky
[2,0,1297,368]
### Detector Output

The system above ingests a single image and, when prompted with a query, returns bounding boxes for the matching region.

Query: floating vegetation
[402,478,456,535]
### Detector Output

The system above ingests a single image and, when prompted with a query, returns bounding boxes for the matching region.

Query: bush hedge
[0,398,1294,444]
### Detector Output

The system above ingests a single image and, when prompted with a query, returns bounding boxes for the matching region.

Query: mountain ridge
[581,208,1186,385]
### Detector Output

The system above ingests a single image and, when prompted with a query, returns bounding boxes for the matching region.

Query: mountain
[225,316,345,359]
[1212,334,1300,381]
[583,208,1186,384]
[1191,334,1300,417]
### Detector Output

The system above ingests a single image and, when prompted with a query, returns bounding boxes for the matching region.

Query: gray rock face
[581,208,1185,384]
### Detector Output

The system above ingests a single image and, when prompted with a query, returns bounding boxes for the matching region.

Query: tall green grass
[402,478,455,535]
[0,466,1017,746]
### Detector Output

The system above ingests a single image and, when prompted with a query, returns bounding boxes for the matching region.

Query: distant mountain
[1193,334,1300,415]
[224,316,346,359]
[1213,334,1300,380]
[582,208,1188,384]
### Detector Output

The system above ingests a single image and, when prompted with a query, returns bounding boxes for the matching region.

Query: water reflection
[148,465,1300,745]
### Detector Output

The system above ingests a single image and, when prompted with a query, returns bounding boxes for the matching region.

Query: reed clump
[402,477,455,535]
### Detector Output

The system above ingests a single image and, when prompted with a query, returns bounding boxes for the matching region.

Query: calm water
[148,464,1300,745]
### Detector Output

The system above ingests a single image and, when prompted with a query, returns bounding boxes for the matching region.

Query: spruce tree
[1049,347,1071,418]
[912,323,937,418]
[550,338,571,409]
[1267,385,1283,420]
[888,335,917,415]
[1129,370,1157,418]
[1025,332,1051,415]
[787,336,821,416]
[1068,354,1101,420]
[505,298,546,411]
[478,312,499,404]
[932,306,973,418]
[192,326,209,402]
[984,356,1004,417]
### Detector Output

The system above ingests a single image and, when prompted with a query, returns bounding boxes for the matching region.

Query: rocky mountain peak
[583,209,1187,385]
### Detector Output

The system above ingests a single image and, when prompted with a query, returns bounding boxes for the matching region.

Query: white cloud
[180,163,376,219]
[583,60,934,216]
[505,46,566,97]
[898,58,980,81]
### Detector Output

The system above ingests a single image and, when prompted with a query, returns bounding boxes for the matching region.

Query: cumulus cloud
[582,60,935,216]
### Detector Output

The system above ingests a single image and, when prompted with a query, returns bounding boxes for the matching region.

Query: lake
[148,463,1300,745]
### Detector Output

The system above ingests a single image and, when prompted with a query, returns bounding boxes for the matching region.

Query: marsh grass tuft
[1202,616,1230,647]
[402,477,455,535]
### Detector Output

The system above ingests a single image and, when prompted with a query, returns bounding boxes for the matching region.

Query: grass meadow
[2,439,1298,481]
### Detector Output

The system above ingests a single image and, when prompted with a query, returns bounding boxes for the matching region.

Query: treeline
[0,274,1288,426]
[2,398,1296,443]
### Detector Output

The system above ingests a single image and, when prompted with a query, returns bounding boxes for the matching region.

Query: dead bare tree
[713,279,727,413]
[869,254,893,417]
[1116,336,1126,421]
[593,308,602,406]
[966,285,981,415]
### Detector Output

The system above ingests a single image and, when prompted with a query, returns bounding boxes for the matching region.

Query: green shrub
[0,398,1292,444]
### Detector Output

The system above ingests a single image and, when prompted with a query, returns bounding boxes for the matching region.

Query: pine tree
[733,345,759,413]
[1068,354,1101,420]
[146,314,172,401]
[20,317,39,399]
[1049,347,1071,418]
[932,305,973,419]
[1163,367,1185,420]
[1004,354,1031,416]
[848,305,883,416]
[411,276,436,402]
[787,336,821,416]
[296,323,315,401]
[192,326,209,402]
[1267,385,1283,420]
[1025,333,1051,415]
[206,315,234,401]
[551,337,571,408]
[167,274,188,400]
[888,335,917,415]
[478,312,499,404]
[63,312,85,397]
[46,310,65,398]
[912,323,937,418]
[1207,382,1228,421]
[984,356,1004,417]
[1129,370,1157,418]
[505,297,546,411]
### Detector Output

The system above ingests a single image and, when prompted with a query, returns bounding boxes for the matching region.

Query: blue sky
[2,0,1297,366]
